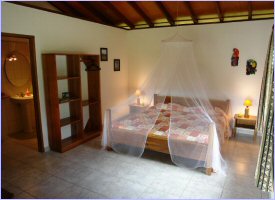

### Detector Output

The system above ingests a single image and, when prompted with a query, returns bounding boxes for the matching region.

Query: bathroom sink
[11,95,33,104]
[10,94,34,133]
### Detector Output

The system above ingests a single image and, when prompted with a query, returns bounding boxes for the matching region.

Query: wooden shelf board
[60,131,100,152]
[83,130,101,141]
[82,100,99,106]
[61,136,81,152]
[60,117,81,127]
[57,76,80,80]
[59,97,80,104]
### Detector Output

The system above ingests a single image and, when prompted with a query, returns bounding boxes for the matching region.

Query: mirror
[4,51,31,87]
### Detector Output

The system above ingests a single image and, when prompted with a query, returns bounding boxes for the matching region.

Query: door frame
[2,32,44,152]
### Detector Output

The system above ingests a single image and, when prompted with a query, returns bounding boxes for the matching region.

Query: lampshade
[244,99,252,107]
[135,89,141,96]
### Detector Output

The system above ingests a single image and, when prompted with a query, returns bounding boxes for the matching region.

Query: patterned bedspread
[112,103,230,145]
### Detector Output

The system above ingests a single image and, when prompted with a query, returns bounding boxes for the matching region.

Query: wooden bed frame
[107,94,230,175]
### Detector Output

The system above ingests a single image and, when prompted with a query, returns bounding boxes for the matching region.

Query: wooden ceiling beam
[49,2,78,17]
[128,2,154,27]
[65,2,102,23]
[102,2,134,29]
[183,2,198,24]
[215,2,224,22]
[82,2,114,25]
[155,1,175,26]
[248,2,253,20]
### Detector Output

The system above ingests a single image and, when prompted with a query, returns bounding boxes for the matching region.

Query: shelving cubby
[43,53,102,152]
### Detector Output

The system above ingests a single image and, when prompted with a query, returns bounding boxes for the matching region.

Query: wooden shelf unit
[43,53,102,152]
[57,75,80,80]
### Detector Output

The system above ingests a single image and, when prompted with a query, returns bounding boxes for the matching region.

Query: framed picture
[114,59,120,71]
[100,48,108,61]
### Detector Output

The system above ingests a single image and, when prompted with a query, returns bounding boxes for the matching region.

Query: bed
[104,94,231,175]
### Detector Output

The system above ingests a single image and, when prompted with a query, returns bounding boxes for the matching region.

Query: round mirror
[4,51,31,87]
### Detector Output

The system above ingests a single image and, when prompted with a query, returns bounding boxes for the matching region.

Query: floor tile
[223,175,262,199]
[101,178,146,199]
[14,191,35,199]
[141,187,183,199]
[77,170,115,194]
[262,191,271,199]
[53,163,95,184]
[221,187,262,199]
[181,177,224,199]
[9,168,52,191]
[26,176,73,198]
[2,133,263,199]
[56,185,106,199]
[226,160,257,177]
[1,181,23,196]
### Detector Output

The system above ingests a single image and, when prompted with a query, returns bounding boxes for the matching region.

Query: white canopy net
[102,34,229,174]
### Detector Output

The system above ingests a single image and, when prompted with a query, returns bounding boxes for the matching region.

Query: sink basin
[10,94,34,133]
[11,94,33,103]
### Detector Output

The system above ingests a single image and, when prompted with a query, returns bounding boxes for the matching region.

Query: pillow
[182,106,204,114]
[155,102,184,111]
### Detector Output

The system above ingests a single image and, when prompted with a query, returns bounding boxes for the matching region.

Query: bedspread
[112,103,229,145]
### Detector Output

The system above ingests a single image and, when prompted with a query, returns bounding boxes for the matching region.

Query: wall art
[246,59,257,75]
[231,48,239,66]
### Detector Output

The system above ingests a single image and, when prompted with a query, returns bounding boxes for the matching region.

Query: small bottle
[26,88,31,96]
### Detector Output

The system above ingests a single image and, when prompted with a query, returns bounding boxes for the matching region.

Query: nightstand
[129,104,146,114]
[233,114,257,138]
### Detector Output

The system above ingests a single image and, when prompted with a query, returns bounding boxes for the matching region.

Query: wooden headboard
[154,94,231,115]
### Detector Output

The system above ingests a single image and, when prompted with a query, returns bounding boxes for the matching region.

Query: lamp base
[244,107,249,118]
[137,97,140,105]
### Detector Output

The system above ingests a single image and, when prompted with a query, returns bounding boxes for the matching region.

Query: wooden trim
[216,2,224,23]
[205,168,213,175]
[248,2,253,20]
[2,32,44,152]
[155,1,175,26]
[183,2,198,24]
[128,2,154,27]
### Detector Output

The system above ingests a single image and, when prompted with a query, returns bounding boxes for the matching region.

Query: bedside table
[129,104,146,114]
[233,114,257,138]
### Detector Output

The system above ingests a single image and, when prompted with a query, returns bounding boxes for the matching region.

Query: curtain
[255,27,274,192]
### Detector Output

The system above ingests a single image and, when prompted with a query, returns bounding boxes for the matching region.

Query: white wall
[127,20,273,116]
[2,3,129,148]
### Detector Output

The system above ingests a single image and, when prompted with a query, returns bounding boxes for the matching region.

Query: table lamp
[244,99,252,118]
[135,89,141,105]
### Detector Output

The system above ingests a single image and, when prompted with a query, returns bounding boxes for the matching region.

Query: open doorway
[1,33,44,152]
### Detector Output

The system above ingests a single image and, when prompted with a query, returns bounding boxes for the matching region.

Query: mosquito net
[102,34,228,174]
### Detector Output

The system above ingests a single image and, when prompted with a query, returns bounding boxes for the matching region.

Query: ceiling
[10,1,274,30]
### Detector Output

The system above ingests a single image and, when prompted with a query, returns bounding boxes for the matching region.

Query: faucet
[19,92,25,97]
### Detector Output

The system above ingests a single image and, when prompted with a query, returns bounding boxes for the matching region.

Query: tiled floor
[1,132,271,199]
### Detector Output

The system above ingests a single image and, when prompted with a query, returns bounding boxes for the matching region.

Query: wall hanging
[231,48,239,66]
[100,48,108,61]
[114,59,120,71]
[246,59,257,75]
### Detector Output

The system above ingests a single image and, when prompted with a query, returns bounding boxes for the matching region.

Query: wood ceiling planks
[10,1,274,30]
